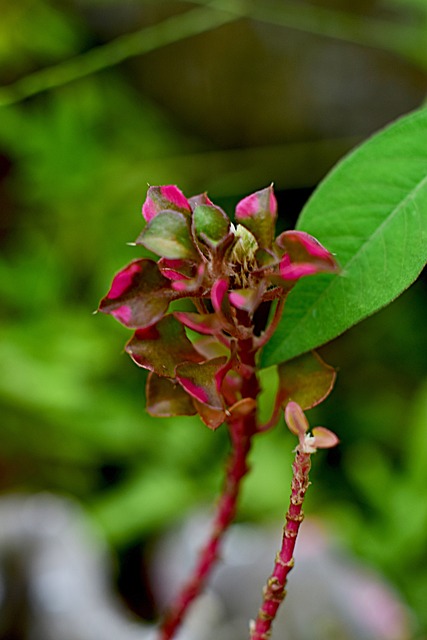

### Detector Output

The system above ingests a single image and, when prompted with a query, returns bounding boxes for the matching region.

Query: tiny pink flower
[285,401,339,453]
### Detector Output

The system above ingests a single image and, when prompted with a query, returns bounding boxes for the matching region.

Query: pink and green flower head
[99,184,339,429]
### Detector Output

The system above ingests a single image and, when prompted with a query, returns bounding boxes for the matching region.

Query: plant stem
[158,416,254,640]
[159,315,260,640]
[249,447,312,640]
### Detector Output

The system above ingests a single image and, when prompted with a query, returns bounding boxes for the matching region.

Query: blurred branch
[111,135,362,196]
[189,0,427,69]
[1,0,425,107]
[0,4,242,107]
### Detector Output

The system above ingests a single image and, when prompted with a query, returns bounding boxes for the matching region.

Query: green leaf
[277,351,336,410]
[136,210,198,259]
[192,204,230,246]
[262,108,427,367]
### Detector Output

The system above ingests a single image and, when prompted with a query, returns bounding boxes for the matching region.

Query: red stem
[249,447,312,640]
[159,335,259,640]
[158,419,253,640]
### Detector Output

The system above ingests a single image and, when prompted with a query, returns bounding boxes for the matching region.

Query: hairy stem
[249,447,312,640]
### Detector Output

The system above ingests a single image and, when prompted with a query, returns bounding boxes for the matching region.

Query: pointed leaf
[263,108,427,366]
[277,351,336,410]
[99,259,171,328]
[126,315,203,377]
[176,357,227,409]
[146,372,196,417]
[137,210,198,259]
[235,184,277,248]
[193,204,230,246]
[142,185,191,222]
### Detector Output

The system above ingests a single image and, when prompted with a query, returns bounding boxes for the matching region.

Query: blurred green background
[1,0,427,633]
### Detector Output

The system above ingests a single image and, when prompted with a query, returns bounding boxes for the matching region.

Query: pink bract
[107,262,141,299]
[110,305,133,325]
[161,185,191,211]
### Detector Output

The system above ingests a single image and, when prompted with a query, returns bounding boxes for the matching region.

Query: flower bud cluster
[99,185,339,429]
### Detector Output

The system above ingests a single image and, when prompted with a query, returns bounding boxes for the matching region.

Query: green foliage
[263,107,427,367]
[0,0,83,75]
[326,377,427,628]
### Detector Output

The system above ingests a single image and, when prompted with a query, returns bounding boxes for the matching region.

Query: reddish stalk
[159,338,259,640]
[249,447,312,640]
[159,418,254,640]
